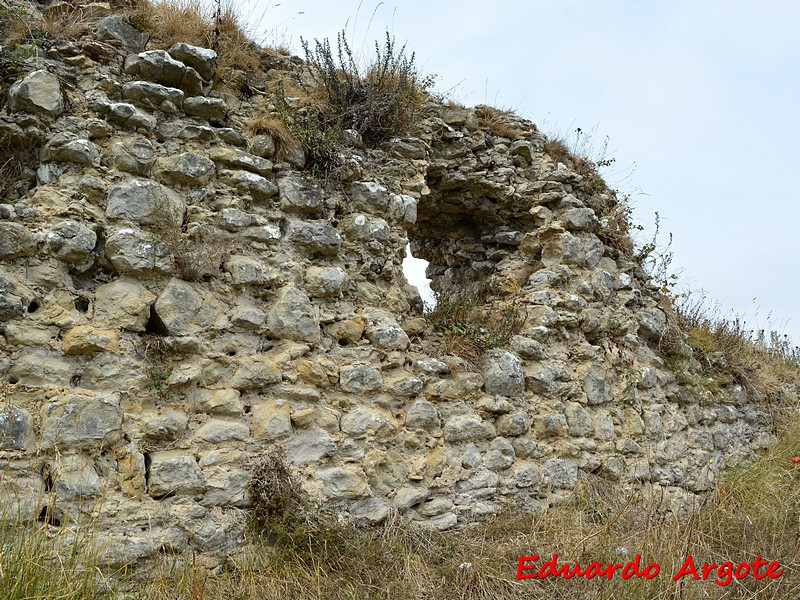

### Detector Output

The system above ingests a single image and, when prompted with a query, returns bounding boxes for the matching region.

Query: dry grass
[476,105,523,140]
[427,296,526,368]
[246,113,295,161]
[123,418,800,599]
[126,0,261,86]
[676,295,800,411]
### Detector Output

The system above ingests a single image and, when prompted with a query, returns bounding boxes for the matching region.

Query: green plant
[300,30,426,147]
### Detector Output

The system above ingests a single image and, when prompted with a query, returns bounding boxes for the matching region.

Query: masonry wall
[0,9,787,568]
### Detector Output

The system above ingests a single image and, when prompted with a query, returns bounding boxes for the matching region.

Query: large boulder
[7,70,64,117]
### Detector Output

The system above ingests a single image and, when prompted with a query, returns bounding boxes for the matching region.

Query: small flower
[459,562,473,570]
[615,547,628,555]
[791,457,800,463]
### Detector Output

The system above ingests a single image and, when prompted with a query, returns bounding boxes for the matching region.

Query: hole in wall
[27,301,39,313]
[402,243,435,310]
[37,506,61,527]
[145,306,169,336]
[74,297,90,313]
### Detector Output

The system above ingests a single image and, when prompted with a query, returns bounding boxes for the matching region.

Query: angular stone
[289,220,342,256]
[219,169,278,203]
[296,358,339,388]
[317,466,368,500]
[339,364,382,394]
[543,459,578,489]
[183,96,228,124]
[106,178,185,226]
[252,400,292,441]
[107,102,157,131]
[278,176,324,214]
[225,255,272,285]
[350,497,390,524]
[94,278,156,331]
[53,454,101,501]
[515,465,543,488]
[7,70,64,117]
[480,350,524,397]
[495,412,530,437]
[154,152,215,186]
[147,450,204,497]
[229,355,281,389]
[341,407,394,438]
[383,371,423,398]
[195,419,249,443]
[564,402,592,436]
[41,393,122,450]
[281,428,336,465]
[582,366,611,405]
[62,326,119,354]
[42,133,100,165]
[484,438,516,471]
[122,81,184,110]
[192,388,242,416]
[44,220,97,263]
[0,405,35,451]
[325,316,365,344]
[404,400,439,430]
[532,414,568,438]
[106,227,172,274]
[265,286,320,343]
[0,267,34,320]
[8,350,75,387]
[208,146,271,176]
[141,410,189,442]
[168,42,217,80]
[96,16,147,52]
[124,50,204,95]
[0,223,36,259]
[443,415,496,442]
[365,324,410,350]
[154,278,223,336]
[304,266,346,298]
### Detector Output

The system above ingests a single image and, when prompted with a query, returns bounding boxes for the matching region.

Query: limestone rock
[122,81,185,110]
[219,169,278,203]
[0,405,35,451]
[141,410,189,442]
[285,429,336,465]
[229,355,281,390]
[147,450,205,497]
[8,350,75,387]
[183,96,228,124]
[0,223,36,259]
[279,176,324,214]
[62,326,119,354]
[404,400,439,430]
[208,146,271,176]
[195,419,249,444]
[41,393,123,450]
[44,220,97,264]
[480,350,524,397]
[154,278,223,336]
[192,389,242,416]
[265,286,320,343]
[96,16,147,52]
[154,152,215,186]
[105,227,172,274]
[106,178,186,226]
[7,70,64,117]
[107,102,157,131]
[42,133,100,165]
[339,364,382,394]
[94,278,156,331]
[317,466,368,500]
[168,43,217,81]
[304,266,346,297]
[290,220,342,256]
[443,415,496,442]
[124,50,204,95]
[252,400,292,441]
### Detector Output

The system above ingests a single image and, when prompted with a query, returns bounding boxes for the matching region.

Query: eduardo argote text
[517,553,783,587]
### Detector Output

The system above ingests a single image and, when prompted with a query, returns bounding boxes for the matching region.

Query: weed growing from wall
[300,30,426,147]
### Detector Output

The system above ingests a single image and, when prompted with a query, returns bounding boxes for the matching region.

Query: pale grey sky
[236,0,800,346]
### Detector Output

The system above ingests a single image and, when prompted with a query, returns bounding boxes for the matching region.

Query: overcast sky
[237,0,800,346]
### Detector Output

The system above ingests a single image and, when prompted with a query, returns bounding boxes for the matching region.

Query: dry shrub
[301,30,427,147]
[428,296,526,368]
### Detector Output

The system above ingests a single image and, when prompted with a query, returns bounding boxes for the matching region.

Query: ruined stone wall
[0,7,788,568]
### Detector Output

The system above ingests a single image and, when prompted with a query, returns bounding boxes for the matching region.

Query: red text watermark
[517,554,783,586]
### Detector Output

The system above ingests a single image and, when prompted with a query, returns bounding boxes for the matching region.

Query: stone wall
[0,8,788,568]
